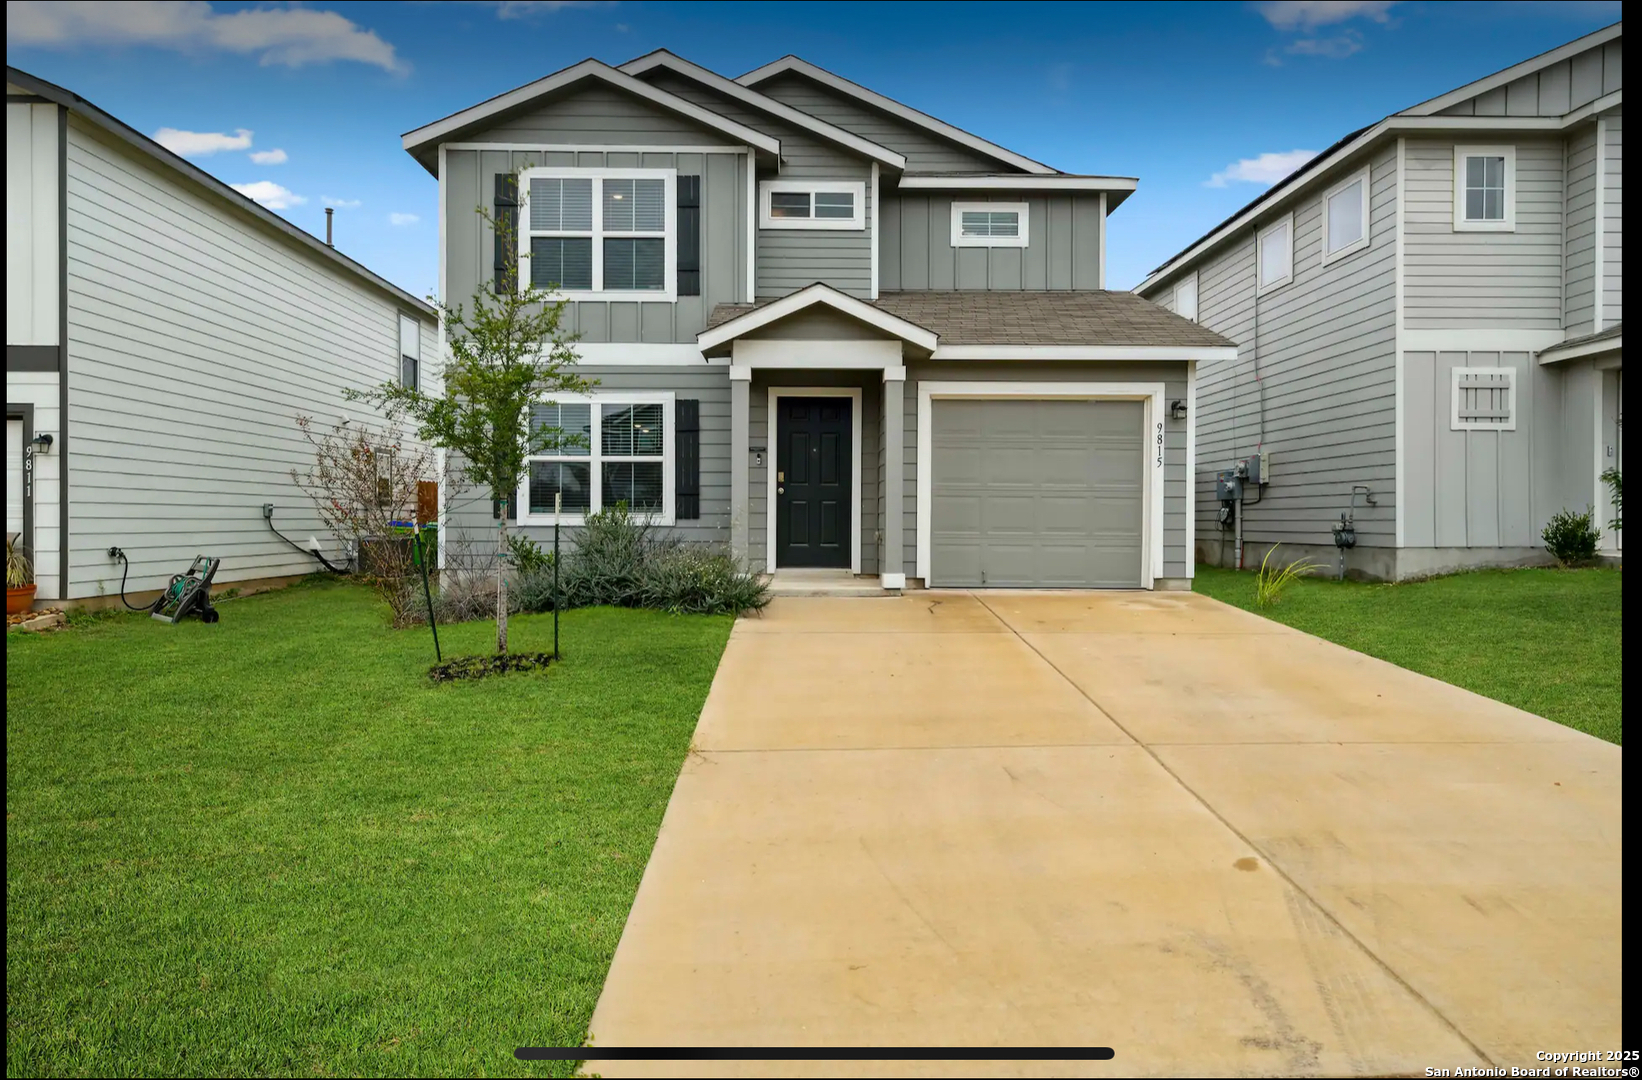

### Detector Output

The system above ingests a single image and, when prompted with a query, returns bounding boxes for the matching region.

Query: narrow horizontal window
[760,181,865,230]
[951,201,1029,247]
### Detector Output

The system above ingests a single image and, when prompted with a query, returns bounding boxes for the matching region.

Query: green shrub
[1542,507,1601,565]
[1600,467,1622,533]
[506,533,553,575]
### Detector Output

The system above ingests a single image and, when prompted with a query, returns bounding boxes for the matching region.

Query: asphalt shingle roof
[706,290,1232,348]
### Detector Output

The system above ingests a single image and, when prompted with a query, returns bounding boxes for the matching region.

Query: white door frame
[766,386,864,574]
[916,381,1168,588]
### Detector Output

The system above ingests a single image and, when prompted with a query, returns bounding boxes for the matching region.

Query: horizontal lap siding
[901,361,1191,580]
[1144,145,1397,555]
[1601,111,1621,328]
[63,120,434,598]
[1404,138,1564,330]
[446,147,747,343]
[881,193,1102,291]
[1401,350,1556,549]
[445,366,734,556]
[753,72,1004,173]
[1564,125,1598,330]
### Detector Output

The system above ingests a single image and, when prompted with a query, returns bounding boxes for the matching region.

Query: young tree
[353,198,589,653]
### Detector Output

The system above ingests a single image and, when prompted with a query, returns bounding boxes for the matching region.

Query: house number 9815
[1155,422,1164,467]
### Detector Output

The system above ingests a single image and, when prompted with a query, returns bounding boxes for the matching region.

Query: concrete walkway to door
[587,592,1622,1077]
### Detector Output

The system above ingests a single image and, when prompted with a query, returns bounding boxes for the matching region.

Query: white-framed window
[1452,145,1515,231]
[1172,272,1198,322]
[1256,214,1293,293]
[519,391,675,525]
[950,201,1030,248]
[518,168,677,300]
[759,179,865,230]
[398,314,420,390]
[1451,367,1516,431]
[1322,166,1371,264]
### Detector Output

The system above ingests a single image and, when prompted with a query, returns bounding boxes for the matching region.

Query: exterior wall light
[32,433,54,454]
[1169,400,1188,422]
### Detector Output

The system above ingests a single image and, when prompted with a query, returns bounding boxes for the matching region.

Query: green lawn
[6,579,733,1077]
[1193,565,1622,744]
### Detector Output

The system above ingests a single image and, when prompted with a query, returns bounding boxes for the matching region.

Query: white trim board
[735,55,1057,175]
[1393,136,1405,549]
[929,344,1237,362]
[1538,332,1623,365]
[617,50,907,169]
[765,386,864,575]
[403,58,781,156]
[732,338,903,371]
[571,343,722,365]
[439,142,749,155]
[915,381,1168,589]
[1185,361,1196,578]
[1401,329,1568,351]
[1593,117,1607,334]
[870,161,880,299]
[896,175,1137,192]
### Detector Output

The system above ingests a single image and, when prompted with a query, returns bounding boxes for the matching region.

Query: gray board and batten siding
[880,192,1105,291]
[444,83,752,343]
[1146,143,1399,556]
[1432,38,1621,119]
[637,70,875,300]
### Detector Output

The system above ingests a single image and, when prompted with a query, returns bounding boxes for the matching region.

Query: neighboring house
[1137,23,1623,580]
[6,67,437,606]
[405,51,1231,591]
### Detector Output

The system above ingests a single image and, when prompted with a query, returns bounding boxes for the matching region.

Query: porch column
[729,369,751,566]
[882,366,906,589]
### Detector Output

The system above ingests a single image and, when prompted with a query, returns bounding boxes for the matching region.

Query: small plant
[6,536,34,588]
[506,533,553,575]
[1600,467,1621,534]
[1254,545,1317,607]
[1542,506,1601,565]
[428,651,555,683]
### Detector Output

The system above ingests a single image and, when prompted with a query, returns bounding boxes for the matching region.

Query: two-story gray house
[403,52,1233,591]
[1138,22,1622,580]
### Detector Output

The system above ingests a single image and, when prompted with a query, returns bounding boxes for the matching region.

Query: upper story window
[1453,146,1515,232]
[759,180,865,230]
[1257,214,1293,293]
[519,168,677,300]
[1172,273,1198,322]
[1322,167,1370,264]
[951,201,1029,248]
[398,314,420,390]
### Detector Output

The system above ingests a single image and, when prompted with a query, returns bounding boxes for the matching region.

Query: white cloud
[1284,33,1364,58]
[389,212,420,226]
[322,196,362,208]
[153,126,251,156]
[493,1,615,18]
[232,180,306,210]
[1255,0,1397,31]
[6,1,405,72]
[1205,149,1318,188]
[249,148,288,165]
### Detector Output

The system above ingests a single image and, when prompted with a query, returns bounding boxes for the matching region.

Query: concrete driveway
[587,592,1622,1077]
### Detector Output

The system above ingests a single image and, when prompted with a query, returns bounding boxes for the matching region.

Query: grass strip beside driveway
[1193,565,1621,745]
[6,579,732,1077]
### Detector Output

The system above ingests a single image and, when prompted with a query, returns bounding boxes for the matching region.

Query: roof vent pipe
[325,207,334,247]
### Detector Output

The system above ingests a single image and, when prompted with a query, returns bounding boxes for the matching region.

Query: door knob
[778,487,784,494]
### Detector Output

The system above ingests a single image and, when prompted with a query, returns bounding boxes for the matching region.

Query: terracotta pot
[7,584,37,615]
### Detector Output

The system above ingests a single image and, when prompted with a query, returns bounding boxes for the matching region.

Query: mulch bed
[428,651,557,682]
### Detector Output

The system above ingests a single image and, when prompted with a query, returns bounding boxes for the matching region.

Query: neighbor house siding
[446,365,735,558]
[639,70,875,300]
[61,117,436,600]
[1434,41,1621,118]
[1600,110,1621,328]
[900,361,1192,581]
[6,101,60,347]
[753,72,1003,173]
[880,192,1104,290]
[444,147,749,342]
[1401,350,1558,549]
[1141,143,1399,558]
[1565,124,1599,331]
[1403,138,1565,330]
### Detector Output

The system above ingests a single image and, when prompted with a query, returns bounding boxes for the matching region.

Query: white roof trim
[1538,330,1623,365]
[900,175,1137,192]
[1399,22,1622,117]
[930,345,1238,362]
[697,283,939,353]
[736,55,1057,175]
[619,51,906,170]
[403,58,781,156]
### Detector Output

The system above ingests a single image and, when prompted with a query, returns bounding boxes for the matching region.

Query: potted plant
[7,533,36,614]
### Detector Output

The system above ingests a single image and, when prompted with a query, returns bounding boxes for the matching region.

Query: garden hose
[106,547,155,611]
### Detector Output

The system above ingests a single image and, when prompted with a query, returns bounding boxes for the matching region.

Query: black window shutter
[677,176,701,297]
[494,173,519,296]
[676,398,701,520]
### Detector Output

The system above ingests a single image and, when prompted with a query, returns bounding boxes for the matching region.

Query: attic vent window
[951,201,1029,247]
[1452,367,1516,431]
[759,180,866,230]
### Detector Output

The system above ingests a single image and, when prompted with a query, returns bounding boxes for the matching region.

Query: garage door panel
[931,398,1144,589]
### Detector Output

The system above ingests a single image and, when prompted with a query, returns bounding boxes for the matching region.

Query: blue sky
[6,0,1622,295]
